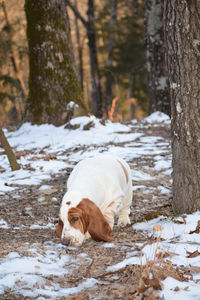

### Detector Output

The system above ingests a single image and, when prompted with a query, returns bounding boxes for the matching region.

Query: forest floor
[0,113,200,300]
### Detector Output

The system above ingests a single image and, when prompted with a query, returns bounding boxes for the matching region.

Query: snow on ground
[133,213,200,299]
[0,111,200,299]
[0,242,97,298]
[104,212,200,299]
[0,116,142,193]
[0,219,10,229]
[142,111,171,124]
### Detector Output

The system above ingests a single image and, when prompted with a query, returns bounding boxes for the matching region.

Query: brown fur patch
[58,198,114,243]
[66,201,71,205]
[68,207,87,235]
[77,198,114,242]
[56,219,63,238]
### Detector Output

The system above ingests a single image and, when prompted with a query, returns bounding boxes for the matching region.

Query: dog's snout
[61,238,70,246]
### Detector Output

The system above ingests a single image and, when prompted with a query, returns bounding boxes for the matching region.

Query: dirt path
[0,122,172,299]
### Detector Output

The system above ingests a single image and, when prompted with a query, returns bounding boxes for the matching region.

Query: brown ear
[56,219,63,238]
[77,199,114,242]
[88,221,114,242]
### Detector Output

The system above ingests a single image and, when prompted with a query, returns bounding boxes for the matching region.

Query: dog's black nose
[61,238,70,246]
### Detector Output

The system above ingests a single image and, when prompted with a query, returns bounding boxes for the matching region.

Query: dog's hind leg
[117,183,132,227]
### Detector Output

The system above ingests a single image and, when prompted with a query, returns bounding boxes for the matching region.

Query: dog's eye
[72,217,79,223]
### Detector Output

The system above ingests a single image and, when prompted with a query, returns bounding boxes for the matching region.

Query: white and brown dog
[56,154,132,246]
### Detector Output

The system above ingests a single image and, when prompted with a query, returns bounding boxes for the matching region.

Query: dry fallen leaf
[45,280,52,287]
[189,220,200,234]
[147,278,162,290]
[16,281,28,287]
[173,220,185,224]
[188,266,200,274]
[43,154,57,161]
[182,215,187,224]
[155,251,175,259]
[72,291,90,300]
[16,150,35,159]
[186,250,200,258]
[35,265,40,269]
[39,149,46,155]
[173,215,187,224]
[23,164,36,171]
[153,225,163,232]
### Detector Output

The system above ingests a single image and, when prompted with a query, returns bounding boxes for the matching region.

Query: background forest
[0,0,169,127]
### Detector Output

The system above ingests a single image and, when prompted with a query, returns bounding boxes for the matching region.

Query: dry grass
[124,238,190,300]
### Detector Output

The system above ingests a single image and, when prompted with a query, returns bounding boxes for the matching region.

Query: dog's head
[56,198,114,247]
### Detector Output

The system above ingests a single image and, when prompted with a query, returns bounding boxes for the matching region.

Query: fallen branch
[0,128,20,171]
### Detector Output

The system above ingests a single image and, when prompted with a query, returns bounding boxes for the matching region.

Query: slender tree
[145,0,170,115]
[164,0,200,213]
[97,0,147,118]
[105,0,119,118]
[74,0,84,91]
[0,0,28,123]
[1,1,27,102]
[24,0,84,125]
[66,0,103,118]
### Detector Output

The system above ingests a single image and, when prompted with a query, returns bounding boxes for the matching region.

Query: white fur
[59,198,85,246]
[59,154,132,245]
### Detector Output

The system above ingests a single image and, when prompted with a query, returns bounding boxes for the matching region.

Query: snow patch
[0,219,10,229]
[144,112,170,123]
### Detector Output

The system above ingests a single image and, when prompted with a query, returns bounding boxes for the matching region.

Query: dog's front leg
[85,232,91,240]
[103,201,116,230]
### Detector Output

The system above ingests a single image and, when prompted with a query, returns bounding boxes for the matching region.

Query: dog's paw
[117,215,131,227]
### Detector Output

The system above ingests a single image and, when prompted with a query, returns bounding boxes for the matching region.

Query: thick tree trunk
[164,0,200,213]
[105,0,118,118]
[145,0,170,115]
[0,128,20,171]
[24,0,83,125]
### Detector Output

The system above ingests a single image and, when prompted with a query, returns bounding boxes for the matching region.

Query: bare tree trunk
[74,0,84,91]
[66,0,103,118]
[145,0,170,115]
[1,1,27,103]
[24,0,84,125]
[164,0,200,213]
[87,0,102,118]
[129,73,135,99]
[129,73,135,118]
[0,128,20,171]
[105,0,118,118]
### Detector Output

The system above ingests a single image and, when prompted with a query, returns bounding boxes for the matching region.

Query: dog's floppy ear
[88,220,114,242]
[77,198,114,242]
[56,219,63,238]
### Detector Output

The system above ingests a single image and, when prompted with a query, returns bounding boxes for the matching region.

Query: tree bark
[164,0,200,213]
[0,128,20,171]
[105,0,118,118]
[145,0,170,115]
[24,0,83,125]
